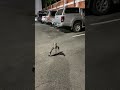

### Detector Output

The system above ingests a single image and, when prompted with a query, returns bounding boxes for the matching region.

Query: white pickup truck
[54,7,85,32]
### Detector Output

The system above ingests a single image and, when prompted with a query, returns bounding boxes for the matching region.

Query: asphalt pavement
[35,23,85,90]
[86,11,120,89]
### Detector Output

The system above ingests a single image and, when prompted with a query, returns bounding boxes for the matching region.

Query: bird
[49,43,60,56]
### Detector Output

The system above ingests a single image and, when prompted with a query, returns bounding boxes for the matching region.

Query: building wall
[35,0,42,14]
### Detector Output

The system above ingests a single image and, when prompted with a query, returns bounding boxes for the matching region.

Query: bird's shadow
[49,51,65,57]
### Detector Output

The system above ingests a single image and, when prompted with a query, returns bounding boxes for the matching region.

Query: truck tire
[91,0,112,15]
[73,21,82,32]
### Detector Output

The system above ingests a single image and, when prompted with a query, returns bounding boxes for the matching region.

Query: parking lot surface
[35,23,85,90]
[86,11,120,89]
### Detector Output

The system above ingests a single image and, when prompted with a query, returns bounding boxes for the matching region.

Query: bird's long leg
[55,44,60,54]
[49,47,54,56]
[58,46,59,51]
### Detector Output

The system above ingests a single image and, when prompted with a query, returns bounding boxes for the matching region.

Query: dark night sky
[0,0,60,10]
[0,0,59,10]
[41,0,60,8]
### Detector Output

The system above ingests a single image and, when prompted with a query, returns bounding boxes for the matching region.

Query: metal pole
[64,0,66,8]
[74,0,76,7]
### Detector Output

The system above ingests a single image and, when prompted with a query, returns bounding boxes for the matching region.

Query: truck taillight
[61,16,64,22]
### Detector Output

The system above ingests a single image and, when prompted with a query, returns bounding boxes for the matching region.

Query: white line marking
[90,18,120,26]
[72,34,85,37]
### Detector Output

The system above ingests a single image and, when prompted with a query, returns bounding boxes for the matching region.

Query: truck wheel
[73,21,82,32]
[91,0,112,15]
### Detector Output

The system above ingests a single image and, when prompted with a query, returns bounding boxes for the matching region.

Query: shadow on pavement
[51,51,66,57]
[58,27,85,33]
[58,27,72,33]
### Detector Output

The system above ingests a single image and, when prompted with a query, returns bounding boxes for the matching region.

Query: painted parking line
[90,18,120,26]
[72,34,85,38]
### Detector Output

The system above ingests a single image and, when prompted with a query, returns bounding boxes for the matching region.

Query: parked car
[52,18,56,26]
[37,11,47,23]
[41,16,46,23]
[86,0,120,15]
[44,10,57,24]
[54,7,85,32]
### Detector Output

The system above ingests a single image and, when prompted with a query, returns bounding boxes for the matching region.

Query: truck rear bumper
[55,22,64,27]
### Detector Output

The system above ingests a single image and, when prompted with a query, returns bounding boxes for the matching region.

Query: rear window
[40,11,48,16]
[39,13,46,17]
[65,8,79,13]
[50,11,57,16]
[56,9,63,15]
[38,11,48,17]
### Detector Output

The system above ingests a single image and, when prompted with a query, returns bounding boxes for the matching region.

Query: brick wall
[47,0,85,10]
